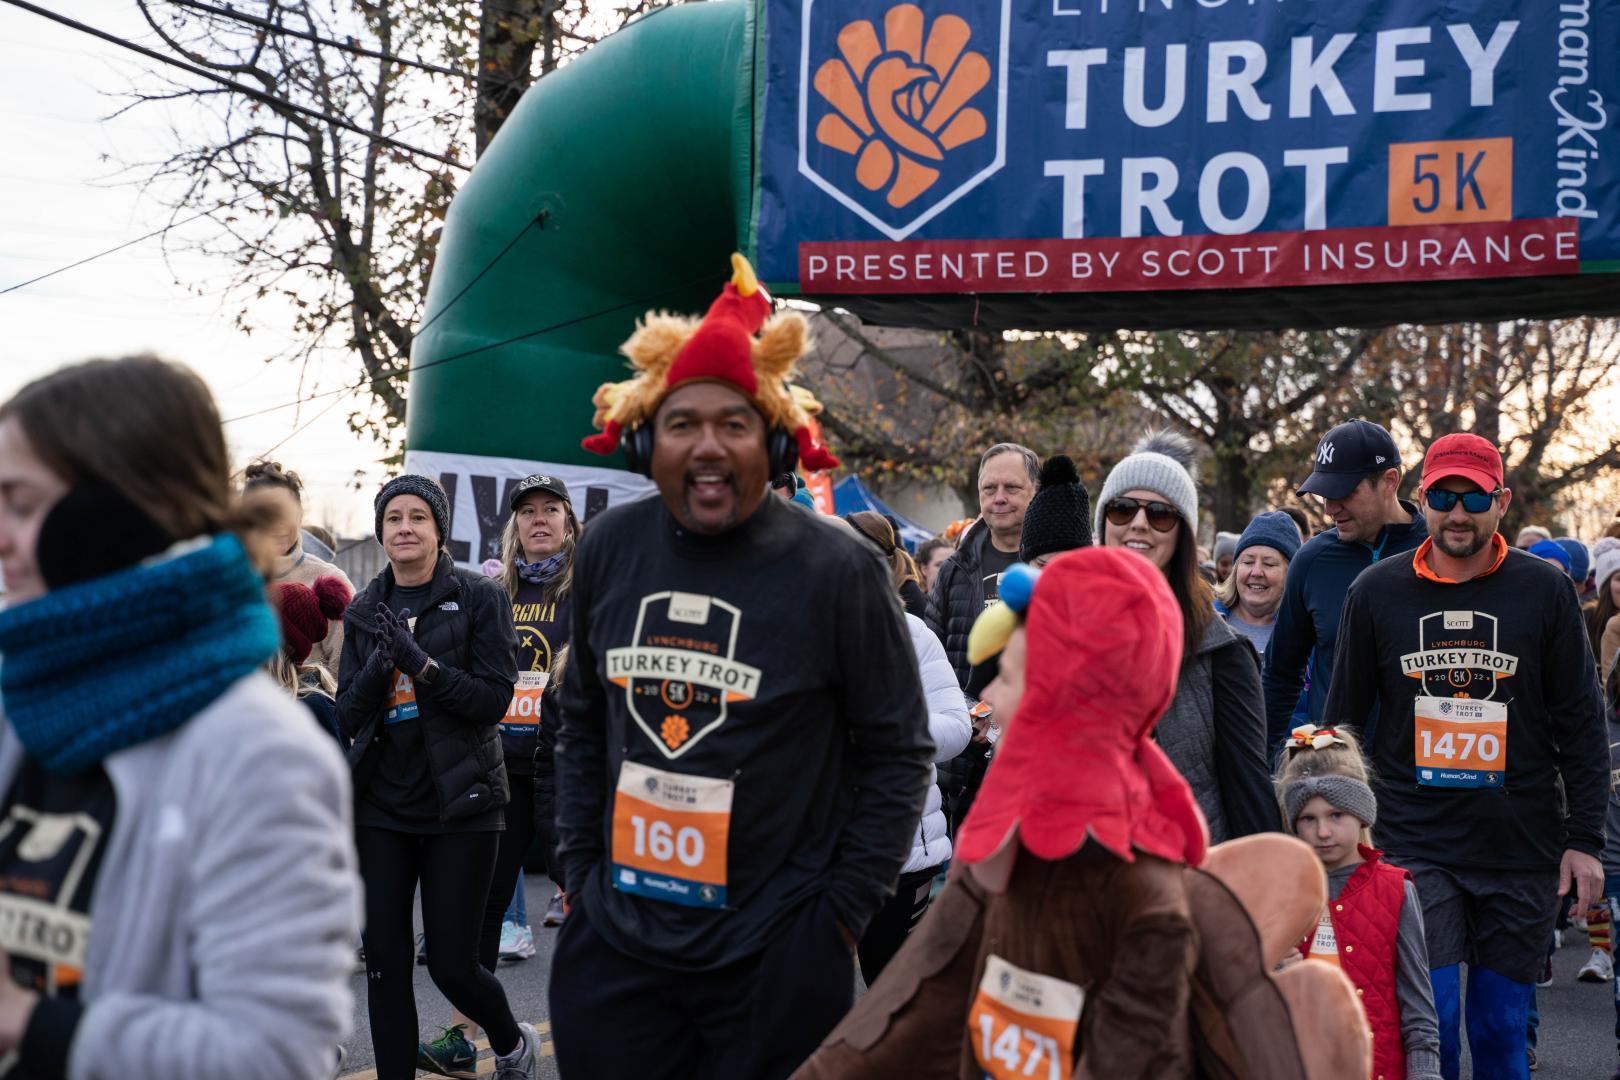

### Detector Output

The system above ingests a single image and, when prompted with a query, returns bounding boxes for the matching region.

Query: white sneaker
[1579,948,1614,983]
[493,1022,538,1080]
[498,921,527,962]
[515,924,536,959]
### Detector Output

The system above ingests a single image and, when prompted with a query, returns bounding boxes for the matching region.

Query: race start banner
[752,0,1620,295]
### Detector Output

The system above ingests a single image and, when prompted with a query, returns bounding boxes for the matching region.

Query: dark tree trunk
[475,0,548,155]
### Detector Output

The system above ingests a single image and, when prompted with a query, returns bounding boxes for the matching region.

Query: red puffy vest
[1298,846,1409,1080]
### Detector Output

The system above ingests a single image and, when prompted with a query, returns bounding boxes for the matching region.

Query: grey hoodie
[0,674,361,1080]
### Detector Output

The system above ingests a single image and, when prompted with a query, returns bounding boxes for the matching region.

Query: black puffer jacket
[923,520,995,832]
[337,554,517,822]
[924,519,991,684]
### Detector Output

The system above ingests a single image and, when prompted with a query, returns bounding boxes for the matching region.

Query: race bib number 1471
[968,955,1084,1080]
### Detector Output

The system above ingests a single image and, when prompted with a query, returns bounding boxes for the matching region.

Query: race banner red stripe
[799,219,1580,294]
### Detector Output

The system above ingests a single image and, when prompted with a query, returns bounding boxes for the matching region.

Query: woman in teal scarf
[0,356,361,1080]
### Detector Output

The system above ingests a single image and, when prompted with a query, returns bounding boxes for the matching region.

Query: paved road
[1515,929,1616,1080]
[338,875,1617,1079]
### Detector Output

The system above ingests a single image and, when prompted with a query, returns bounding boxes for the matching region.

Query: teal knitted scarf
[0,533,279,774]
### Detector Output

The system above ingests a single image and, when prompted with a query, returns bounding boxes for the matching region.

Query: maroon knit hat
[275,575,352,665]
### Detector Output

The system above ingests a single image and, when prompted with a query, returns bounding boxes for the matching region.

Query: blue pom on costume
[1000,563,1039,615]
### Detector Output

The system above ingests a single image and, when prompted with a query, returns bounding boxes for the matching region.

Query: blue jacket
[1262,502,1427,754]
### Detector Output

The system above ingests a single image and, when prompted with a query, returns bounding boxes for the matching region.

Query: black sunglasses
[1423,488,1501,514]
[1104,496,1181,533]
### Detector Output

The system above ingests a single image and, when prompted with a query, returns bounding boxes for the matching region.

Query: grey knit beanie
[1283,773,1378,830]
[374,474,451,546]
[1094,431,1199,538]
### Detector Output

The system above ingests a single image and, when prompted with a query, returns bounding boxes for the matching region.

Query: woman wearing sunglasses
[1094,432,1277,842]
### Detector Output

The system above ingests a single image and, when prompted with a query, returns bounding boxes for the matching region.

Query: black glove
[359,632,395,687]
[374,603,403,652]
[381,605,431,680]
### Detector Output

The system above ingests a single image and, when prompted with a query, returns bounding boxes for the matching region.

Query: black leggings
[356,826,522,1079]
[478,779,535,972]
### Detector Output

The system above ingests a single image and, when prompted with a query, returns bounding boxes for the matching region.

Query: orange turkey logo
[802,1,1005,238]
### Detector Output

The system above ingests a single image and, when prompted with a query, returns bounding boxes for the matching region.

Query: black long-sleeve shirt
[554,494,934,971]
[1325,541,1607,869]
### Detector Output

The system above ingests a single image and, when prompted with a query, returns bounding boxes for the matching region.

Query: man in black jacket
[925,442,1038,831]
[552,270,933,1079]
[336,474,537,1080]
[1325,433,1607,1080]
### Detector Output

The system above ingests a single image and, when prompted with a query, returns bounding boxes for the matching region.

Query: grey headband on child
[1284,774,1377,830]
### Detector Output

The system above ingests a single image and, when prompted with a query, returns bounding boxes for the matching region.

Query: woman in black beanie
[1018,455,1093,566]
[337,475,539,1079]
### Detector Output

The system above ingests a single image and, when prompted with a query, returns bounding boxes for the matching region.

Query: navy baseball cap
[1296,420,1400,501]
[508,473,572,512]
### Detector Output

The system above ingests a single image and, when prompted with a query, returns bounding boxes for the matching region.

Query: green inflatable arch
[410,1,754,475]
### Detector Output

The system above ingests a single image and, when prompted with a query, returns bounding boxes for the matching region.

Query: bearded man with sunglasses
[1325,433,1607,1080]
[1263,419,1428,754]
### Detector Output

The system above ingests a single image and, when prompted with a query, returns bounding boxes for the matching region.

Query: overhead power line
[0,194,255,295]
[2,0,467,169]
[165,0,475,81]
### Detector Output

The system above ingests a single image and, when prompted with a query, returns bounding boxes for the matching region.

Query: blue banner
[753,0,1620,295]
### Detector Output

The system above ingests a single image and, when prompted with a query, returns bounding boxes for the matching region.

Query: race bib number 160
[610,760,733,909]
[968,955,1084,1080]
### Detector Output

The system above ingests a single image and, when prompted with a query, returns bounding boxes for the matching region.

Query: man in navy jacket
[1262,419,1428,755]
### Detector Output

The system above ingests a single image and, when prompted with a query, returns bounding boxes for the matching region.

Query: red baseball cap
[1421,433,1504,492]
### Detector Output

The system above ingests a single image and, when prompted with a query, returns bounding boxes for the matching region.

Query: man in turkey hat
[549,255,934,1079]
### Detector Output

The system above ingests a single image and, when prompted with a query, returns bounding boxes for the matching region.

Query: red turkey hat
[582,254,840,472]
[955,546,1209,871]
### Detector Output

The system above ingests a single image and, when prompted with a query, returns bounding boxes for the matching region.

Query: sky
[1,1,390,535]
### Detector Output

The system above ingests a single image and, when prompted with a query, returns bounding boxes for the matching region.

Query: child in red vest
[1279,724,1442,1080]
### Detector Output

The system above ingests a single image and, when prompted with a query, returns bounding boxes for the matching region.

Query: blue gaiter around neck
[0,533,279,774]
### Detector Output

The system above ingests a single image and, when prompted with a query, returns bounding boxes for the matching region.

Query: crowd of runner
[0,331,1617,1078]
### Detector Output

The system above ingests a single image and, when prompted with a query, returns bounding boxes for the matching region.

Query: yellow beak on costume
[967,602,1018,666]
[730,252,760,297]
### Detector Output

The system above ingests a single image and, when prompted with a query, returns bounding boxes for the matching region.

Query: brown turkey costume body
[791,548,1369,1080]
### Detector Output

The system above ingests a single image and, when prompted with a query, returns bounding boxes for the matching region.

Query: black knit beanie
[1019,455,1093,563]
[374,474,450,547]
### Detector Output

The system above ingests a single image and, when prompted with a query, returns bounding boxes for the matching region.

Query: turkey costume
[790,548,1370,1080]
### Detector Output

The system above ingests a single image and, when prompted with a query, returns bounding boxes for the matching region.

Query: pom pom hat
[956,546,1209,870]
[1018,454,1093,563]
[583,254,840,472]
[275,575,352,665]
[1094,430,1199,538]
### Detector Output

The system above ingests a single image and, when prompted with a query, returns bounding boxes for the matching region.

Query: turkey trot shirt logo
[1400,610,1518,700]
[606,592,762,759]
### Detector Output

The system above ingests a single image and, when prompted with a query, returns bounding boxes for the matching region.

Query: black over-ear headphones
[622,424,799,480]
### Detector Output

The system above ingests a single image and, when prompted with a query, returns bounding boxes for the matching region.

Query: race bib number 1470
[1414,697,1507,789]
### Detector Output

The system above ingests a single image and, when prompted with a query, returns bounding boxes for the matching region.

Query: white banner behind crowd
[404,449,656,569]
